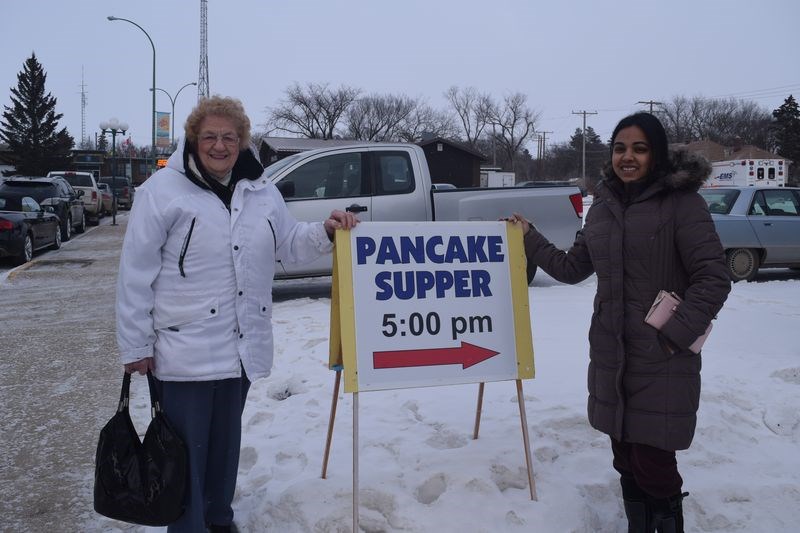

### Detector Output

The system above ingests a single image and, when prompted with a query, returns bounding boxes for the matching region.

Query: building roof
[417,137,488,160]
[260,136,365,154]
[671,140,789,163]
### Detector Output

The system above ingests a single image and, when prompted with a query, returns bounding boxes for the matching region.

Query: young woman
[509,112,730,532]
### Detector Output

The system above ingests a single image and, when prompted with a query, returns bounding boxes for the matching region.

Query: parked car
[0,192,61,265]
[98,176,135,209]
[97,183,113,215]
[699,186,800,281]
[47,171,103,224]
[0,177,86,241]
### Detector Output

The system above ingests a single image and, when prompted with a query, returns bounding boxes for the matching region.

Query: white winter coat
[116,144,332,381]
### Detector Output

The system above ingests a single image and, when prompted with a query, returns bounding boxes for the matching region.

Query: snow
[104,270,800,532]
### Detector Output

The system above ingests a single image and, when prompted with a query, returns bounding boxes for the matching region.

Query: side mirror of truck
[276,181,295,198]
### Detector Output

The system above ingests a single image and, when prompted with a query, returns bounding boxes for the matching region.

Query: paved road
[0,215,146,532]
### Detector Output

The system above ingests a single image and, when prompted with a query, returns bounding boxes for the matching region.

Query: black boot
[620,476,654,533]
[649,492,688,533]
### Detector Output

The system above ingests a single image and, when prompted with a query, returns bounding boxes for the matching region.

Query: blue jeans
[154,370,251,532]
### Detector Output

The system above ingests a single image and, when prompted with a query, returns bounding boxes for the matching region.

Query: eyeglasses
[199,132,240,146]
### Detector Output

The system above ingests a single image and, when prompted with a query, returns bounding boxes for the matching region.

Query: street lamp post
[100,118,128,226]
[150,82,197,146]
[107,15,156,178]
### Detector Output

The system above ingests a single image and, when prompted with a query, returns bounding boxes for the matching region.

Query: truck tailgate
[432,187,582,250]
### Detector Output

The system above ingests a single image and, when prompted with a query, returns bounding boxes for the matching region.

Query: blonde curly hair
[184,95,251,150]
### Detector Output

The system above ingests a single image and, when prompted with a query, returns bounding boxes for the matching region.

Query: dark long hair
[610,112,671,178]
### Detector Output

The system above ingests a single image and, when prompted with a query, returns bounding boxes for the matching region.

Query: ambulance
[705,158,787,187]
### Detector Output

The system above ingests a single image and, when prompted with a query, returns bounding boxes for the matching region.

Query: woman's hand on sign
[502,213,531,235]
[324,209,359,238]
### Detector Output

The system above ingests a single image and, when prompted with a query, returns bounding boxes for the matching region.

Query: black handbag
[93,371,187,526]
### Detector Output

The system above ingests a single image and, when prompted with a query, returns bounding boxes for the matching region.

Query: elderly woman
[116,96,356,532]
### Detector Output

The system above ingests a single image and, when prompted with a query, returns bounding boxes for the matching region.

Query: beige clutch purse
[644,290,712,354]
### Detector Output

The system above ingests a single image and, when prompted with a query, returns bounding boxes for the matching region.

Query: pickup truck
[265,143,583,279]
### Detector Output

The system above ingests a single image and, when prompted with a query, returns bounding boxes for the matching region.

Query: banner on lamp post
[156,112,170,148]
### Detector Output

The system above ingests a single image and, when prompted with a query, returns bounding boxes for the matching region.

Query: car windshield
[100,177,129,187]
[1,182,57,203]
[0,196,22,211]
[699,189,740,214]
[57,174,94,187]
[263,153,304,180]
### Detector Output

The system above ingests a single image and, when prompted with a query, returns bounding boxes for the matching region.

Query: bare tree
[656,95,693,143]
[396,104,459,142]
[344,94,416,141]
[657,95,773,147]
[488,92,539,171]
[266,82,360,139]
[445,86,493,146]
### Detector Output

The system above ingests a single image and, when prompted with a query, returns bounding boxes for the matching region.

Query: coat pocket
[152,294,220,330]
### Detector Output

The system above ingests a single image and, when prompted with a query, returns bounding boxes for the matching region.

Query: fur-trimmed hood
[601,149,712,193]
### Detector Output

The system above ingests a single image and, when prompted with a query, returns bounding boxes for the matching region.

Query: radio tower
[198,0,209,98]
[80,67,88,148]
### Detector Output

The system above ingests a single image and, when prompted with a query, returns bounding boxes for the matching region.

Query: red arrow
[373,342,500,370]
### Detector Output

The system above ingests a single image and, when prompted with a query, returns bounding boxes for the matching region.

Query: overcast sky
[3,0,798,153]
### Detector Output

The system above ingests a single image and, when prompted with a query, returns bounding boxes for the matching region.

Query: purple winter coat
[524,151,731,450]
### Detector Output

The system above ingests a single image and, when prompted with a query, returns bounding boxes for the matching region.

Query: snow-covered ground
[98,269,800,533]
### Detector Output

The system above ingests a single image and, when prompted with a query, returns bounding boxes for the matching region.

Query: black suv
[98,176,135,210]
[0,177,86,240]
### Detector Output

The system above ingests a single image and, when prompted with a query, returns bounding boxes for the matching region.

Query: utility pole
[572,110,597,181]
[537,131,553,178]
[637,100,663,113]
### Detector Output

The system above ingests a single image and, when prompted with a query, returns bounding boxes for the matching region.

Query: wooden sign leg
[353,391,360,533]
[515,379,537,501]
[472,382,485,439]
[321,369,342,479]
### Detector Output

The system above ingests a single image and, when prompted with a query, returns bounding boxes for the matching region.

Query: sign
[330,221,534,393]
[156,111,170,147]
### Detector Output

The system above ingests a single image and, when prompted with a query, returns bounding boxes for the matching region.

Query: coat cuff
[309,222,334,253]
[120,345,154,364]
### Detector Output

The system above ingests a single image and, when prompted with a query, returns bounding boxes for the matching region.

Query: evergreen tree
[96,132,109,152]
[0,53,74,175]
[569,126,607,184]
[772,95,800,181]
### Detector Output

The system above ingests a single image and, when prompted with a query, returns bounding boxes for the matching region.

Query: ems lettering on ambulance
[355,235,505,300]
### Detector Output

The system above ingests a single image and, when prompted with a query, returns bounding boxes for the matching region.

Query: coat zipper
[178,217,196,277]
[267,218,277,257]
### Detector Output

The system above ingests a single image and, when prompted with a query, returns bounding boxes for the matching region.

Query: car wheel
[75,211,86,233]
[726,248,760,282]
[13,233,33,266]
[51,224,62,250]
[62,214,72,241]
